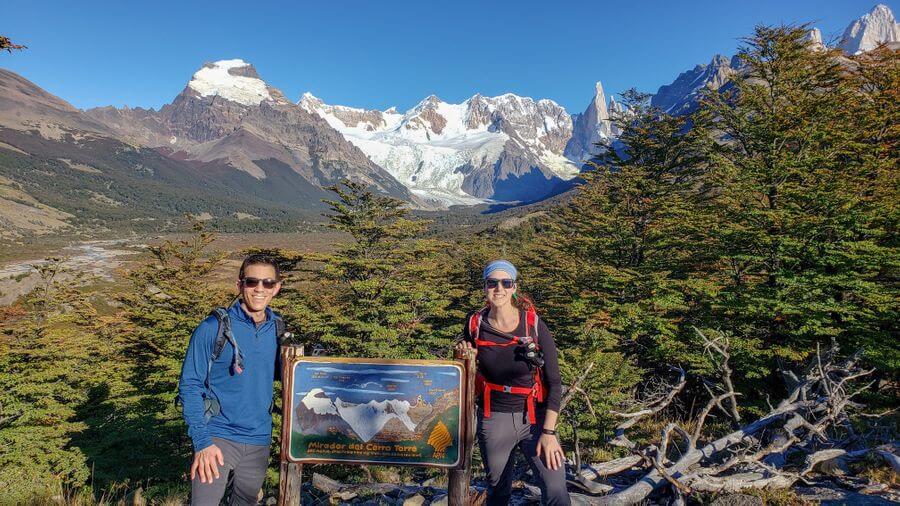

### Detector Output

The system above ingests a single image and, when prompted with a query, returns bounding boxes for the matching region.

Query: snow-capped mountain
[564,81,617,165]
[297,388,418,443]
[187,59,274,106]
[86,59,411,200]
[839,4,900,55]
[300,91,582,204]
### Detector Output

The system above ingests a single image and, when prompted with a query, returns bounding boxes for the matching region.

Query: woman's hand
[454,339,476,357]
[535,433,564,470]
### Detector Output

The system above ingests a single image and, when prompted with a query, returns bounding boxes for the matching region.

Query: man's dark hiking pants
[191,437,268,506]
[477,410,571,505]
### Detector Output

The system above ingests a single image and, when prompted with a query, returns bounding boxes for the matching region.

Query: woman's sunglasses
[241,277,279,289]
[484,278,515,289]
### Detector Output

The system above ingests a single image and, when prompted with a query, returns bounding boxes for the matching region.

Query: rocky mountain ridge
[650,4,899,116]
[564,81,618,166]
[83,60,411,200]
[300,90,586,205]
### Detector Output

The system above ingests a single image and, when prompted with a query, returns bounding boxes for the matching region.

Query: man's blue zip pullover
[179,301,279,451]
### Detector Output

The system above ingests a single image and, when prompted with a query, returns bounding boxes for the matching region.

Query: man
[179,254,283,505]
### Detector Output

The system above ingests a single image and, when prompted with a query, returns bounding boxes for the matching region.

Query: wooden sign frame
[277,345,476,506]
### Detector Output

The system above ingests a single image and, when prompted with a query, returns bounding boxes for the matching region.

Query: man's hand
[535,433,564,471]
[190,444,224,483]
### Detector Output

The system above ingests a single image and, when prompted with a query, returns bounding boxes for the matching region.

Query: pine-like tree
[0,261,116,501]
[91,221,231,482]
[523,90,712,450]
[284,181,465,359]
[699,25,899,379]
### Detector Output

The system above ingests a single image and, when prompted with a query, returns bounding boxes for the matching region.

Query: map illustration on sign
[287,357,463,467]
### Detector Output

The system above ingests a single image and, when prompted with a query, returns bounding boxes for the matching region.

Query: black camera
[520,336,545,367]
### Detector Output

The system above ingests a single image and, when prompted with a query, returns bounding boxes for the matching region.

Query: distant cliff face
[5,4,896,219]
[651,54,740,116]
[838,4,900,55]
[564,81,618,166]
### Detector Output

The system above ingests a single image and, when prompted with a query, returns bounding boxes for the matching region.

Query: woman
[458,259,570,506]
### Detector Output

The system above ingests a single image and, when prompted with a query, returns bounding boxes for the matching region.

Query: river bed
[0,240,142,305]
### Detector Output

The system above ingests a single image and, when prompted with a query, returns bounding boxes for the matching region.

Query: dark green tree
[0,260,114,502]
[522,90,712,451]
[699,25,899,379]
[285,181,465,359]
[82,222,230,484]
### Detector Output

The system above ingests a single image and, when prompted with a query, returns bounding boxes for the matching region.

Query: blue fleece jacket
[178,301,279,451]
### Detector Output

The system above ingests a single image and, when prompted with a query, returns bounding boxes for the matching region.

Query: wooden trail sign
[278,346,476,505]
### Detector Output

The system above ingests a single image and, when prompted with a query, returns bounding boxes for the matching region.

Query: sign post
[448,346,476,505]
[278,345,304,506]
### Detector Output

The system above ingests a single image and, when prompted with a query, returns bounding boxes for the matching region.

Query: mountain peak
[563,80,612,164]
[298,92,323,112]
[187,59,273,106]
[417,94,443,108]
[709,54,730,67]
[839,4,900,55]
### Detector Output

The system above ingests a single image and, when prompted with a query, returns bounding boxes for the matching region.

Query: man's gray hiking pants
[191,437,268,506]
[477,410,571,505]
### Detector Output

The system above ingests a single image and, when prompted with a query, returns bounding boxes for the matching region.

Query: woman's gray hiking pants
[477,410,571,505]
[190,437,268,506]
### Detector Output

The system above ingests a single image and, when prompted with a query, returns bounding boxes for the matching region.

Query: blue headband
[483,260,518,281]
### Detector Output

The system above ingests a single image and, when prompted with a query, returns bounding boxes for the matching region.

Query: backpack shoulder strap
[468,308,485,344]
[525,307,539,339]
[210,307,230,361]
[273,313,286,344]
[210,307,244,374]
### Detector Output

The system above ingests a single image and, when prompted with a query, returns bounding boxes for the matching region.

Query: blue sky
[1,1,894,113]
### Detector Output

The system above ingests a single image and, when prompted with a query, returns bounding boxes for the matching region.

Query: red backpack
[469,307,546,424]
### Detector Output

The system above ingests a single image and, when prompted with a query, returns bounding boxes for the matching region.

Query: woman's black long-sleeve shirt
[463,308,562,413]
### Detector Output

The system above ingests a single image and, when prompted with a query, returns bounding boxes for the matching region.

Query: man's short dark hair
[239,254,281,280]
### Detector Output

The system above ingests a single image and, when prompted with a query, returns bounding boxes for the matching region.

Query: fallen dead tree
[572,337,897,505]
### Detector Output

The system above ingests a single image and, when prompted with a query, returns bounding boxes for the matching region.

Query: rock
[710,493,763,506]
[123,487,146,506]
[430,494,448,506]
[796,484,899,505]
[265,497,277,506]
[302,90,578,204]
[84,60,411,200]
[860,482,889,494]
[838,4,900,55]
[402,493,426,506]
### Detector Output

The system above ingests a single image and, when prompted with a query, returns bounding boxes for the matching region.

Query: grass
[2,480,188,506]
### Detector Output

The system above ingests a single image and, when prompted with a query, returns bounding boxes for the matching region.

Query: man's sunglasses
[241,277,279,289]
[484,278,515,289]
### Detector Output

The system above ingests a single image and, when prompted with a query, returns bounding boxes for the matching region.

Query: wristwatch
[541,428,557,435]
